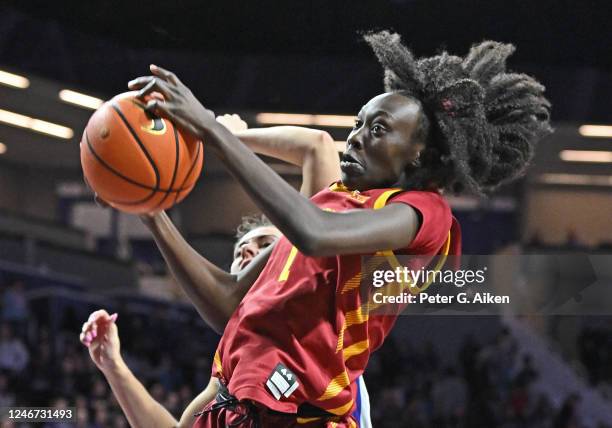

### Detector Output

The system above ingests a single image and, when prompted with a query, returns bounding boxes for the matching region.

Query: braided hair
[364,31,552,195]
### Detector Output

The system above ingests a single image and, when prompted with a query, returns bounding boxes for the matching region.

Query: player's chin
[340,169,367,191]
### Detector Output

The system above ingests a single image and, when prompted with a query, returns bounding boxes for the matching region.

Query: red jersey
[212,182,461,418]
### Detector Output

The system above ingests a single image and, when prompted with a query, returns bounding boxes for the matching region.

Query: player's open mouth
[340,153,364,174]
[240,258,252,270]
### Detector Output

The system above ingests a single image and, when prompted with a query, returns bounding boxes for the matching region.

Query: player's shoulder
[389,189,451,214]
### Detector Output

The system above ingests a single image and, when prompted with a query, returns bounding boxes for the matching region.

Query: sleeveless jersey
[212,182,461,418]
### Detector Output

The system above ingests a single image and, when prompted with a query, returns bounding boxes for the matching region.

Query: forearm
[202,125,417,257]
[235,126,341,197]
[102,359,177,428]
[235,126,330,166]
[143,212,239,332]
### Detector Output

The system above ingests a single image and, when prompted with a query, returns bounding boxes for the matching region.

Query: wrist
[140,212,163,229]
[100,356,128,378]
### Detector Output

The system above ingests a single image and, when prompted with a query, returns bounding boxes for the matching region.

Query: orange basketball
[80,91,203,214]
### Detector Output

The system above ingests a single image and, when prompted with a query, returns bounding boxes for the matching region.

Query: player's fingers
[150,64,181,85]
[80,334,90,347]
[80,330,93,347]
[136,78,174,101]
[127,76,153,90]
[88,309,109,322]
[145,99,172,119]
[87,310,109,332]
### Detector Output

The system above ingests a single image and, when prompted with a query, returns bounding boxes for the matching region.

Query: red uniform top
[212,183,461,417]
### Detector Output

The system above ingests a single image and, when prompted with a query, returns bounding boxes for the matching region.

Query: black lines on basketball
[81,93,204,213]
[85,131,158,205]
[111,102,161,193]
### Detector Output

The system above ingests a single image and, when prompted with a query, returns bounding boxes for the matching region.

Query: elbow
[303,131,337,158]
[315,131,338,156]
[291,228,331,257]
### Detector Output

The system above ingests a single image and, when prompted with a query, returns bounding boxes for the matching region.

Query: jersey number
[278,246,298,282]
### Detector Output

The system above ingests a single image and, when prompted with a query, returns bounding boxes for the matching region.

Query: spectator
[553,393,582,428]
[0,323,29,373]
[0,372,16,407]
[0,280,29,336]
[431,366,468,425]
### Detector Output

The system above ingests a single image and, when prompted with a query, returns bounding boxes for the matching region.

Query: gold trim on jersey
[328,182,370,203]
[326,399,355,416]
[297,416,322,424]
[213,350,223,376]
[340,272,362,294]
[317,371,351,400]
[322,186,453,413]
[342,340,369,361]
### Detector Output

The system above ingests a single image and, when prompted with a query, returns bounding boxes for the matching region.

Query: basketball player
[128,31,551,426]
[80,115,373,427]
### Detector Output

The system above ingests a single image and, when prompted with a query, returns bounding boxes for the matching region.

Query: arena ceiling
[0,1,610,191]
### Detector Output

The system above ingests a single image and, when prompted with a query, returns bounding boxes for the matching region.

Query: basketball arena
[0,2,611,427]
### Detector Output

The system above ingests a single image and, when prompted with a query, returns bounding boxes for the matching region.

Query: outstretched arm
[220,117,340,197]
[80,310,220,428]
[139,116,337,331]
[80,310,178,428]
[140,212,273,334]
[130,66,421,257]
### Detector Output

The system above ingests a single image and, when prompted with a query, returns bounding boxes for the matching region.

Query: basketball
[80,91,203,214]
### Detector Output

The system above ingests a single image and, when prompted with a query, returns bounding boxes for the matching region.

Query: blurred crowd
[365,328,585,427]
[0,277,607,427]
[578,321,612,399]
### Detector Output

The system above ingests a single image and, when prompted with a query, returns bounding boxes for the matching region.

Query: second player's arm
[234,126,340,197]
[141,212,273,333]
[142,123,338,331]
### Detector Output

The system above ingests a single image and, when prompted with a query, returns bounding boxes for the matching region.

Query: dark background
[2,0,612,120]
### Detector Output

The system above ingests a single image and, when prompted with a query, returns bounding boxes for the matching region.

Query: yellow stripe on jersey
[317,370,351,401]
[326,399,355,416]
[336,322,345,353]
[278,246,298,282]
[345,305,370,326]
[375,230,451,296]
[343,340,369,362]
[297,417,322,424]
[213,350,223,376]
[373,188,402,209]
[336,304,371,351]
[340,272,361,294]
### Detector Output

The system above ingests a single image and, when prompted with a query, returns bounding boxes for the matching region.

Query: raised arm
[139,118,336,332]
[130,66,421,257]
[80,310,178,428]
[80,310,219,428]
[216,114,340,197]
[140,212,273,334]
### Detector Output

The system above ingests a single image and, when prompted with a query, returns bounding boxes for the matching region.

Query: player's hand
[80,309,121,372]
[128,65,216,140]
[216,114,248,133]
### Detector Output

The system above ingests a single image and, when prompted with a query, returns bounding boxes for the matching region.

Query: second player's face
[341,92,425,191]
[230,226,281,274]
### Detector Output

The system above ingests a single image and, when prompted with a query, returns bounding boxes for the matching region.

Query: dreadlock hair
[363,31,552,195]
[235,214,273,240]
